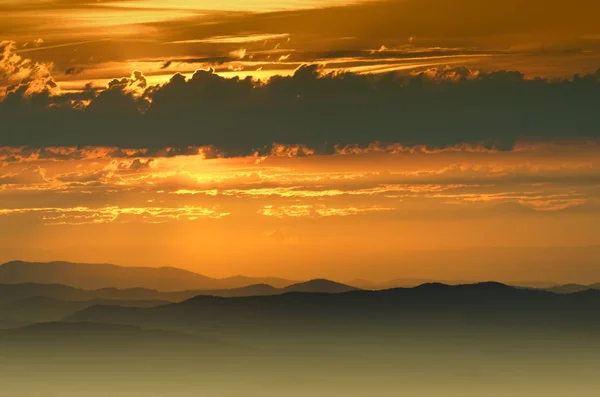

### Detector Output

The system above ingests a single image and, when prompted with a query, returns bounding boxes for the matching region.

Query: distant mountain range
[1,260,598,298]
[348,278,565,289]
[0,296,168,329]
[65,282,600,342]
[0,261,296,291]
[5,284,600,397]
[544,283,600,294]
[0,279,356,328]
[0,279,356,304]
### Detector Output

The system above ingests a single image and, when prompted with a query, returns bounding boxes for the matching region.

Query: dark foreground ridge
[3,282,600,397]
[65,282,600,341]
[0,278,358,328]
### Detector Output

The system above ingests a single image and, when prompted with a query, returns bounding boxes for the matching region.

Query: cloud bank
[2,38,600,155]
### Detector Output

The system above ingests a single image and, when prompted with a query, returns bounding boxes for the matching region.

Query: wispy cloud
[169,33,291,45]
[0,205,230,225]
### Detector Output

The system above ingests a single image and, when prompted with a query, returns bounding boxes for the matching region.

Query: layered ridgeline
[3,276,600,396]
[1,261,599,329]
[3,260,598,292]
[0,261,296,290]
[65,282,600,337]
[0,262,356,328]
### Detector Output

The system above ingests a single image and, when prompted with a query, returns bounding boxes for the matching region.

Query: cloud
[65,67,85,76]
[228,48,247,60]
[169,34,291,45]
[0,40,58,96]
[0,205,230,225]
[0,165,47,186]
[260,204,395,218]
[2,64,600,153]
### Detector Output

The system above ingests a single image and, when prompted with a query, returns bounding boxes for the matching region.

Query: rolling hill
[0,296,169,329]
[0,261,296,291]
[65,282,600,341]
[0,278,356,305]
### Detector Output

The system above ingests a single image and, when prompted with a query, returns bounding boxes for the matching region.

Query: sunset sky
[1,0,600,283]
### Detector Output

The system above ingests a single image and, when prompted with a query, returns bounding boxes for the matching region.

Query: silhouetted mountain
[0,280,350,309]
[0,261,295,291]
[198,283,281,297]
[348,278,476,289]
[0,296,168,328]
[217,275,293,289]
[7,283,600,397]
[0,283,226,304]
[544,283,600,294]
[0,283,184,304]
[283,279,357,293]
[66,282,600,341]
[348,278,563,290]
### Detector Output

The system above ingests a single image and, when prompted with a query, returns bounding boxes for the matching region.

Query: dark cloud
[120,158,154,170]
[65,66,85,75]
[1,64,600,155]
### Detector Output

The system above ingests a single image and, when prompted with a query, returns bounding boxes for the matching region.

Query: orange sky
[1,143,600,282]
[3,0,600,92]
[1,0,600,282]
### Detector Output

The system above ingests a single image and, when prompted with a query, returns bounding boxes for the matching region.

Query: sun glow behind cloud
[0,142,599,279]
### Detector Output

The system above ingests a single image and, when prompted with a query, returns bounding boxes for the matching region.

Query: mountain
[348,278,564,290]
[0,283,185,304]
[0,279,352,307]
[66,282,600,341]
[0,282,271,304]
[217,275,293,289]
[0,261,296,291]
[0,296,168,329]
[8,288,600,397]
[348,278,476,289]
[283,279,357,293]
[544,283,600,294]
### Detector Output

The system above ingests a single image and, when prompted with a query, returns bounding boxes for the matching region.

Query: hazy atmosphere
[2,1,600,396]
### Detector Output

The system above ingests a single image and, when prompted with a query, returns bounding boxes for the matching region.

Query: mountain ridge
[68,281,599,334]
[0,260,296,291]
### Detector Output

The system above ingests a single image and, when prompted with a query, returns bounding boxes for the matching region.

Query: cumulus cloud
[228,48,247,60]
[1,64,600,154]
[0,40,58,96]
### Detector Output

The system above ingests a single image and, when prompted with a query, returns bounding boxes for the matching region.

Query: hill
[544,283,600,294]
[283,279,357,293]
[0,296,168,329]
[65,282,600,342]
[0,279,354,306]
[0,261,295,291]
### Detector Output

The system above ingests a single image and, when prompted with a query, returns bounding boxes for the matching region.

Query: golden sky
[3,0,600,91]
[1,143,600,282]
[1,0,600,282]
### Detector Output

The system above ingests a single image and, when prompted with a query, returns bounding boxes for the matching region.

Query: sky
[1,0,600,283]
